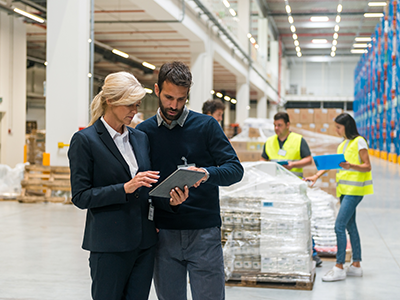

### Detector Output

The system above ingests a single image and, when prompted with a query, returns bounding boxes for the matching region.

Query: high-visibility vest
[265,132,303,177]
[336,136,374,197]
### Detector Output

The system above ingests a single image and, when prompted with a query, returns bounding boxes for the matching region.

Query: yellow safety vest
[265,132,303,177]
[336,136,374,197]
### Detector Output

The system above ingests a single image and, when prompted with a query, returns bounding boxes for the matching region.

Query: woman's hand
[303,174,319,187]
[169,185,189,206]
[339,161,351,170]
[124,171,159,194]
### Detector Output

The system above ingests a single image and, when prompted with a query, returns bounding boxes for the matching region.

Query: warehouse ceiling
[9,0,385,93]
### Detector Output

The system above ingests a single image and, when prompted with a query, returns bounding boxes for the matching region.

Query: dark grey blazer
[68,118,157,252]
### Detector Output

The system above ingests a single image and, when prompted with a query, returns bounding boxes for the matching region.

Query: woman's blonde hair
[89,71,146,126]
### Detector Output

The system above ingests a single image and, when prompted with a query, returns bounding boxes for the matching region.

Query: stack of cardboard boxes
[287,108,343,136]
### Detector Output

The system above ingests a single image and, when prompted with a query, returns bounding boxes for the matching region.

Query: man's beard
[159,98,184,121]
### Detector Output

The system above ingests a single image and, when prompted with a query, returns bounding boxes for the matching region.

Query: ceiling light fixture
[337,4,343,12]
[142,61,156,70]
[144,88,153,94]
[296,46,301,52]
[297,52,302,57]
[247,33,252,38]
[353,43,368,48]
[368,2,387,6]
[351,49,368,54]
[331,51,336,57]
[216,92,223,98]
[336,15,341,23]
[288,16,294,24]
[231,99,237,104]
[310,16,329,22]
[334,25,340,32]
[255,44,259,49]
[333,33,339,39]
[223,0,230,8]
[292,34,298,40]
[112,49,129,59]
[224,95,231,101]
[331,46,337,51]
[13,7,45,23]
[355,37,372,42]
[290,25,296,32]
[332,40,338,46]
[229,8,237,17]
[364,13,384,17]
[250,37,256,44]
[286,5,291,13]
[294,40,299,46]
[210,90,215,95]
[312,39,328,44]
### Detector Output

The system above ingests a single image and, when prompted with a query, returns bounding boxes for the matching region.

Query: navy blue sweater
[137,110,243,229]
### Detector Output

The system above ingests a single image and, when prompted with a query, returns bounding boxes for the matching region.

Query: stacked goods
[287,108,344,136]
[26,130,45,165]
[221,162,314,287]
[230,118,275,162]
[354,0,399,163]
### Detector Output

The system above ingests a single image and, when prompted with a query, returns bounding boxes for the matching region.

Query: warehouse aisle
[0,157,399,300]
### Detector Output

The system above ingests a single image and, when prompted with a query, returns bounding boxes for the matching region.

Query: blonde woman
[305,112,373,282]
[68,72,188,300]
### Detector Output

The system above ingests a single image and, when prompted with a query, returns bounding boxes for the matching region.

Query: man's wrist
[200,168,209,183]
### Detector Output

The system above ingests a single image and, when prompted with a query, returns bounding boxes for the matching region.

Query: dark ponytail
[334,113,360,140]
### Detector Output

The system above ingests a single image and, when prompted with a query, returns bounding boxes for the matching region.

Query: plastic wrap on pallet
[307,188,338,255]
[220,161,313,282]
[0,163,27,198]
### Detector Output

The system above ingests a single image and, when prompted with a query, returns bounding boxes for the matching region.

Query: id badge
[148,203,154,221]
[278,149,287,156]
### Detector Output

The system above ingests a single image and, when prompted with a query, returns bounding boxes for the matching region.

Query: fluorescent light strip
[351,49,368,54]
[364,13,384,17]
[336,15,341,23]
[222,0,230,8]
[353,43,368,48]
[312,39,328,44]
[368,2,387,6]
[337,4,343,12]
[142,61,156,70]
[286,5,291,13]
[355,37,372,42]
[112,49,129,58]
[229,8,236,16]
[13,8,44,23]
[310,16,329,22]
[288,16,294,24]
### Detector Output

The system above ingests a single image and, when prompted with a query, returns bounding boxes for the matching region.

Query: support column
[46,0,90,166]
[190,40,214,113]
[235,79,250,126]
[0,11,26,167]
[237,0,250,53]
[257,94,267,119]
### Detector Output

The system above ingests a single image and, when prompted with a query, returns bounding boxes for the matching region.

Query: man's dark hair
[274,112,290,123]
[158,61,192,93]
[334,112,360,140]
[202,99,226,115]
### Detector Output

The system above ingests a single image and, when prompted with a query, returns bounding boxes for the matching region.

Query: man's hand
[124,171,159,194]
[187,166,208,188]
[169,185,189,206]
[283,161,294,170]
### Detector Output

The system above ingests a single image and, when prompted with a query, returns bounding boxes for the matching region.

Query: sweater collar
[156,106,189,129]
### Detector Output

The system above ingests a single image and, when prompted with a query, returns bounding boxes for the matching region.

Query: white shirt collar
[100,116,129,140]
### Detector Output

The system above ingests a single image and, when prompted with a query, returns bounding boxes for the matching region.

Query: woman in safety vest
[305,113,373,282]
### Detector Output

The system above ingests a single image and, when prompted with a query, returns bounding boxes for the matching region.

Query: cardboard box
[248,127,261,138]
[314,109,329,124]
[315,123,330,135]
[286,108,301,124]
[300,109,315,124]
[230,141,247,151]
[328,109,343,122]
[247,141,265,151]
[328,126,337,136]
[236,150,261,162]
[295,123,316,132]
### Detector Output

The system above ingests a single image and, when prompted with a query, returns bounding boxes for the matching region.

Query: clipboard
[149,168,205,198]
[276,161,288,166]
[313,154,346,170]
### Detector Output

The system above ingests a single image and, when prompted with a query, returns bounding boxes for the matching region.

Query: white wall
[289,60,357,97]
[0,12,27,167]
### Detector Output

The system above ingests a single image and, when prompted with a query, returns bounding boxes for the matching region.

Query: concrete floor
[0,157,399,300]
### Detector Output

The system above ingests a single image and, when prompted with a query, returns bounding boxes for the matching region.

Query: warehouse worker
[202,99,226,123]
[305,112,373,282]
[261,112,312,178]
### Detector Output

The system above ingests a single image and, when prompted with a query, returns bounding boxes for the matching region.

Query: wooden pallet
[17,165,71,204]
[319,248,352,263]
[225,269,316,291]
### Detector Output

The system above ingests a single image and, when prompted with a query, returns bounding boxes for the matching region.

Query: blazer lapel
[94,119,131,177]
